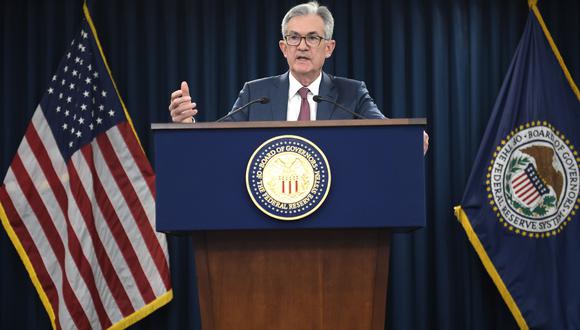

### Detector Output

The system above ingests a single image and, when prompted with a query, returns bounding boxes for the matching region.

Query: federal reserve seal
[246,135,331,221]
[488,121,580,238]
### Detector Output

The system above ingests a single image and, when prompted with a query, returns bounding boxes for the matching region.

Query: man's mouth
[296,55,310,61]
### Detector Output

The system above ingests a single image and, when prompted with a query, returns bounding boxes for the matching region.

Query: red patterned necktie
[297,87,310,121]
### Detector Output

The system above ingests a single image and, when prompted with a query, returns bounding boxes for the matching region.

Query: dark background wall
[1,0,579,329]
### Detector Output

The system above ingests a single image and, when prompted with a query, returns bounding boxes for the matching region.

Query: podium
[152,119,426,330]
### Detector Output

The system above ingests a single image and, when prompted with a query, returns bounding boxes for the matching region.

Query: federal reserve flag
[455,2,580,329]
[0,4,172,330]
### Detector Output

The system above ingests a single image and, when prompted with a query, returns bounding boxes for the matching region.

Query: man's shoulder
[324,73,364,87]
[244,73,287,88]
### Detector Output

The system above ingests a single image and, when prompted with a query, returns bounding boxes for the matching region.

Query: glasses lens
[287,35,301,45]
[306,36,321,46]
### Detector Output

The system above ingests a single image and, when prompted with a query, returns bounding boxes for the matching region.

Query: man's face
[279,15,336,84]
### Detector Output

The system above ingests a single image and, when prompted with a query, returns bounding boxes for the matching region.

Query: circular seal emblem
[246,135,331,221]
[488,121,580,238]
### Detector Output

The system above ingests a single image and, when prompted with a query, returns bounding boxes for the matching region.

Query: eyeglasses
[284,34,326,47]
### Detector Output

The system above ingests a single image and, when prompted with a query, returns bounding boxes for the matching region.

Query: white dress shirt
[286,72,322,121]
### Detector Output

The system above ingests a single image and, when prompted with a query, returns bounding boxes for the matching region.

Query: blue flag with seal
[454,1,580,329]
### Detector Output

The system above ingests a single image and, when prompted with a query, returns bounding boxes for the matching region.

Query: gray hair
[281,1,335,40]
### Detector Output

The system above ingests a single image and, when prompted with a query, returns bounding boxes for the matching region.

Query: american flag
[0,8,172,330]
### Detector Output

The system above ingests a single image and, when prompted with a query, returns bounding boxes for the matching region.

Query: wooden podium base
[192,229,391,330]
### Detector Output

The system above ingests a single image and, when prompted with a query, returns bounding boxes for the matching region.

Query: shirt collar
[288,72,322,99]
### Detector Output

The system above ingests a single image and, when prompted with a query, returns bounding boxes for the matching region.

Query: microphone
[216,97,270,122]
[313,95,366,119]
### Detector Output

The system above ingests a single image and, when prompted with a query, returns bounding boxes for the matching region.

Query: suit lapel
[270,73,289,121]
[316,72,337,120]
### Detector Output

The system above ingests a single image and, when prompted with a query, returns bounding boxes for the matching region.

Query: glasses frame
[284,34,327,47]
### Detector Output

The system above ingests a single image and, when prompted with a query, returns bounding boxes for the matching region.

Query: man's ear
[279,40,288,58]
[325,40,336,58]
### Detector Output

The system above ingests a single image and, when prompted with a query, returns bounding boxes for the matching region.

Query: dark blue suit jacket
[226,72,385,121]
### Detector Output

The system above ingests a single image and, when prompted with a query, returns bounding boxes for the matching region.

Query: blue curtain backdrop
[1,0,579,329]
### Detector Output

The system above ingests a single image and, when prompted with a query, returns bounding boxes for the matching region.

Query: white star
[64,66,68,72]
[80,59,84,65]
[59,93,63,99]
[70,39,75,46]
[69,141,73,148]
[81,30,88,39]
[93,72,99,78]
[47,87,54,94]
[93,85,97,91]
[65,110,70,116]
[66,52,71,59]
[80,46,86,52]
[56,106,61,112]
[79,118,85,124]
[98,104,104,111]
[89,123,94,130]
[62,123,68,130]
[87,64,92,71]
[72,70,78,76]
[73,114,77,120]
[80,104,87,111]
[69,83,75,90]
[108,109,115,117]
[61,79,66,86]
[83,91,89,97]
[71,127,75,134]
[75,57,80,63]
[96,117,103,124]
[52,75,57,81]
[85,77,92,84]
[66,97,72,103]
[101,90,107,97]
[76,131,82,138]
[77,43,83,50]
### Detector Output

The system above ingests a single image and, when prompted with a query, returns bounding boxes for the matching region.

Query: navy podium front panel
[153,120,425,232]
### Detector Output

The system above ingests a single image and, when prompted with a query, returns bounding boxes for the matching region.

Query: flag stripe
[523,191,540,204]
[520,186,536,199]
[25,120,70,225]
[91,138,167,298]
[512,176,529,190]
[67,150,131,322]
[18,136,113,328]
[80,144,155,306]
[90,174,152,309]
[515,181,533,195]
[513,171,527,182]
[116,122,155,197]
[0,187,64,328]
[26,115,120,327]
[95,134,171,291]
[5,157,91,329]
[103,128,165,297]
[519,185,536,199]
[106,127,167,258]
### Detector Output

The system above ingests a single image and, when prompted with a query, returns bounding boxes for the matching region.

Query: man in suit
[168,1,429,150]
